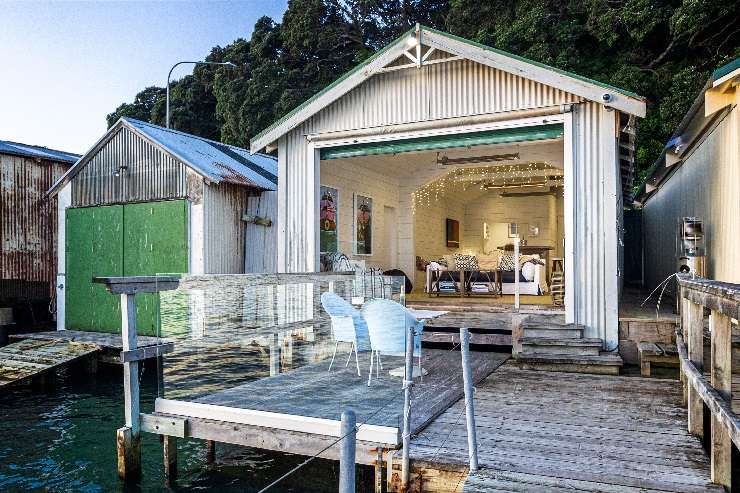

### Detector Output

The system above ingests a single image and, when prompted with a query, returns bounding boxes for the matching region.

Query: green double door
[65,200,188,335]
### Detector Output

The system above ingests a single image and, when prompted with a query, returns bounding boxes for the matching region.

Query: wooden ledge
[93,276,181,294]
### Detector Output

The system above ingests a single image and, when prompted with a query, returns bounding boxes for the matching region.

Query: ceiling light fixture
[437,152,519,166]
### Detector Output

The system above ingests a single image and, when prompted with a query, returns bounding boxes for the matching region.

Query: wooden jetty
[0,337,98,387]
[0,330,165,389]
[408,364,722,493]
[93,274,732,492]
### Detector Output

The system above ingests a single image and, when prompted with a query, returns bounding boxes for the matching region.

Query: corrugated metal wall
[571,102,619,346]
[279,57,622,345]
[203,182,248,274]
[310,59,578,133]
[643,107,740,289]
[245,191,277,273]
[0,153,69,300]
[71,126,187,206]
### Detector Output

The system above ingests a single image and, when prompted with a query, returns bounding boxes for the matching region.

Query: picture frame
[319,185,339,253]
[508,222,519,238]
[354,193,373,255]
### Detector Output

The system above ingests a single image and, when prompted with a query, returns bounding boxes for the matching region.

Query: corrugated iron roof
[0,140,80,163]
[124,118,277,189]
[48,118,277,196]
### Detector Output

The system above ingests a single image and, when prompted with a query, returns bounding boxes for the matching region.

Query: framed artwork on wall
[508,222,519,238]
[319,186,338,253]
[446,218,460,248]
[354,194,373,255]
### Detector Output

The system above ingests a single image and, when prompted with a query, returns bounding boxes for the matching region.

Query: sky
[0,1,288,154]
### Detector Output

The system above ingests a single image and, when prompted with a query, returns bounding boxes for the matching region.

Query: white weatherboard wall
[320,158,400,269]
[279,58,621,346]
[462,192,561,254]
[643,106,740,288]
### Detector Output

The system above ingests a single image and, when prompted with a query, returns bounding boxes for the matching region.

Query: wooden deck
[410,364,723,493]
[11,329,165,364]
[0,338,98,387]
[146,348,509,464]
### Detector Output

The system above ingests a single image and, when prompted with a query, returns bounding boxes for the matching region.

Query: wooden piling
[163,436,177,482]
[118,292,142,480]
[116,426,141,480]
[206,440,216,465]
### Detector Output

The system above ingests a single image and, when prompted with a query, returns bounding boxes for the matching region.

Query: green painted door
[65,205,124,332]
[123,201,188,334]
[65,200,188,335]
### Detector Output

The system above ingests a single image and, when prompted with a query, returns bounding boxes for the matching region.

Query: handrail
[676,273,740,488]
[674,329,740,449]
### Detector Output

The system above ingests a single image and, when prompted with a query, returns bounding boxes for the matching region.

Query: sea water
[0,364,370,493]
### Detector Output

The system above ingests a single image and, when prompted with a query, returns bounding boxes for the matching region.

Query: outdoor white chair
[361,299,423,387]
[320,292,370,376]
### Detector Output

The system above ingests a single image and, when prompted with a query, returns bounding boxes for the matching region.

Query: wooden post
[374,448,384,493]
[163,436,177,482]
[206,440,216,465]
[269,333,280,376]
[118,292,141,480]
[710,310,732,488]
[686,299,704,438]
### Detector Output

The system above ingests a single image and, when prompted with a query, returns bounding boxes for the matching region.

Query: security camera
[602,93,613,103]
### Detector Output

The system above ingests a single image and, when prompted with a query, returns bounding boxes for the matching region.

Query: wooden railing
[676,274,740,488]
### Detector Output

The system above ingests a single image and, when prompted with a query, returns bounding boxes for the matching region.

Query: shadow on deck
[410,364,723,493]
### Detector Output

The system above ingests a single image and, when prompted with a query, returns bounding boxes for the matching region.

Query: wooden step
[514,352,623,375]
[521,326,583,339]
[520,337,602,356]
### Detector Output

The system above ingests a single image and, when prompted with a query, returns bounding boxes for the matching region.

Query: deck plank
[0,339,98,387]
[409,364,724,493]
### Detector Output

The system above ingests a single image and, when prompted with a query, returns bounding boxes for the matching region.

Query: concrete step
[520,337,602,356]
[514,351,623,375]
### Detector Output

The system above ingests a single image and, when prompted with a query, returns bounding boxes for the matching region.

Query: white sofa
[425,254,548,295]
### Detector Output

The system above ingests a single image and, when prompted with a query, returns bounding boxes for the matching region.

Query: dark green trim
[712,58,740,82]
[320,124,563,160]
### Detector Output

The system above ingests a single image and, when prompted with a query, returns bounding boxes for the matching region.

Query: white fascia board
[154,398,401,445]
[712,68,740,88]
[423,30,646,118]
[249,39,413,153]
[310,114,565,149]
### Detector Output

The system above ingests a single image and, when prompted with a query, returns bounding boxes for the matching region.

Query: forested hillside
[107,0,739,181]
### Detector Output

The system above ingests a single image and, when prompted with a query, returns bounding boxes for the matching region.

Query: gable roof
[250,25,646,153]
[0,140,80,163]
[49,117,277,196]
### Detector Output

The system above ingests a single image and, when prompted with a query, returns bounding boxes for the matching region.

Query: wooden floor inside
[406,292,554,308]
[411,364,723,492]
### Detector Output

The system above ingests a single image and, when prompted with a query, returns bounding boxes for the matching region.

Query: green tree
[106,86,165,128]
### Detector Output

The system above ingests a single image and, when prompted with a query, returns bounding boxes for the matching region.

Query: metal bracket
[120,342,174,363]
